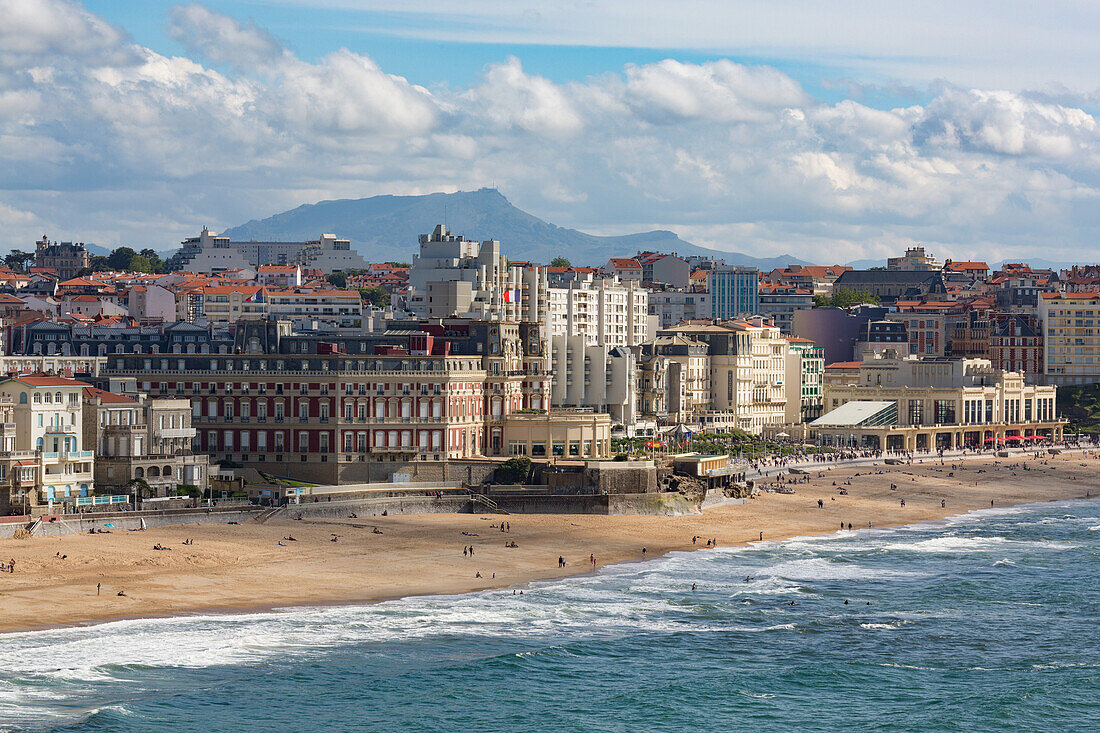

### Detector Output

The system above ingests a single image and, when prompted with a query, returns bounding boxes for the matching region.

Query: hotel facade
[812,351,1063,451]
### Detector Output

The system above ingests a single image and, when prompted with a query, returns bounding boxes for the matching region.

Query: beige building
[665,319,788,434]
[0,375,95,513]
[82,384,208,499]
[812,351,1063,451]
[638,335,710,423]
[888,246,942,271]
[1038,291,1100,385]
[503,409,612,459]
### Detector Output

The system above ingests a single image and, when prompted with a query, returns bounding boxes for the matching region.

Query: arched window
[43,392,51,404]
[55,392,62,404]
[19,392,27,404]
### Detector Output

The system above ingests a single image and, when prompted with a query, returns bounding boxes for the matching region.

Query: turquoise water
[2,500,1099,732]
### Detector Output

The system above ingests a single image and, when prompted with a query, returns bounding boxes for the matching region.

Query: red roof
[608,258,641,268]
[945,261,989,272]
[5,374,88,387]
[825,361,862,369]
[81,386,137,404]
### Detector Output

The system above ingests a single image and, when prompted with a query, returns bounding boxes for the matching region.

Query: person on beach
[590,554,596,567]
[759,531,764,541]
[463,546,468,557]
[692,583,696,592]
[97,583,100,596]
[642,547,647,556]
[941,499,946,508]
[818,499,824,508]
[900,499,905,507]
[692,536,697,545]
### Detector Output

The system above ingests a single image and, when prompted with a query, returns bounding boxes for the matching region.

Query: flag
[247,288,264,303]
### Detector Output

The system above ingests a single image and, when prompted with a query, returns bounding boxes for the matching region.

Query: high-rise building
[407,225,530,322]
[708,266,759,320]
[1038,291,1100,385]
[546,273,648,347]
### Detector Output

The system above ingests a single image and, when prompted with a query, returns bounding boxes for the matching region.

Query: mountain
[219,188,813,269]
[846,258,885,269]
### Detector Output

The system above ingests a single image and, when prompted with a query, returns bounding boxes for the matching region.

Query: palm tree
[125,477,152,505]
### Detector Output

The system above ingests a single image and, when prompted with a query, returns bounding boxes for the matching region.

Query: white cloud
[462,57,583,139]
[0,1,1098,264]
[623,59,808,124]
[167,3,288,68]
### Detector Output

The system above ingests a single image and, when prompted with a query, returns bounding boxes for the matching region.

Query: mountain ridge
[219,188,814,270]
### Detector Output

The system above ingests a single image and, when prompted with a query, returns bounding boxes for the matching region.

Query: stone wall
[25,506,265,537]
[607,492,700,516]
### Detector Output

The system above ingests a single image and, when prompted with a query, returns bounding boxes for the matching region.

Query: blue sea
[2,500,1099,732]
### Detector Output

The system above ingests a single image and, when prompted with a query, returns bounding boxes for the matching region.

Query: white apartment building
[649,290,710,329]
[264,288,365,330]
[546,274,648,347]
[550,335,636,427]
[1038,291,1100,385]
[408,225,527,321]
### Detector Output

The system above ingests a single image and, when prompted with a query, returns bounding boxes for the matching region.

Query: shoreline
[8,494,1096,636]
[2,451,1098,634]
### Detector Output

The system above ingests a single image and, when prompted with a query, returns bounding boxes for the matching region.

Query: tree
[125,477,152,501]
[139,248,165,273]
[498,456,531,484]
[359,286,390,307]
[550,256,571,268]
[383,261,410,268]
[106,246,137,271]
[4,250,35,273]
[326,272,347,288]
[128,255,153,273]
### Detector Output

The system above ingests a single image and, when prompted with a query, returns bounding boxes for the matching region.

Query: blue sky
[83,0,926,107]
[1,1,1097,262]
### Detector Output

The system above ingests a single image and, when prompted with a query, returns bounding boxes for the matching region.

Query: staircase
[253,506,285,524]
[468,493,509,515]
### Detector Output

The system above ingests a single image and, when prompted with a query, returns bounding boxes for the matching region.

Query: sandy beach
[1,451,1097,633]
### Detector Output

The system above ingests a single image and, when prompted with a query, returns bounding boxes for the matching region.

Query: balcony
[156,427,198,439]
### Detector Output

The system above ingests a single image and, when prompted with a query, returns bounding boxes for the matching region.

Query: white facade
[546,276,648,347]
[649,290,710,329]
[408,225,527,321]
[549,334,636,426]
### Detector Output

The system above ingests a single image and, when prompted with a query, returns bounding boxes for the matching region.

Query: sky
[1,0,1098,263]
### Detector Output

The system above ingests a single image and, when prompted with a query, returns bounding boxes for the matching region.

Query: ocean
[2,499,1098,732]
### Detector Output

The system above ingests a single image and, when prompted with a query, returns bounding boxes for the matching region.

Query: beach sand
[2,451,1097,632]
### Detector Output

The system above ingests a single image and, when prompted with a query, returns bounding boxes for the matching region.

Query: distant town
[0,226,1084,516]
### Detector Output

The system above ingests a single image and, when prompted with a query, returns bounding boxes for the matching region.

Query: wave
[860,621,911,630]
